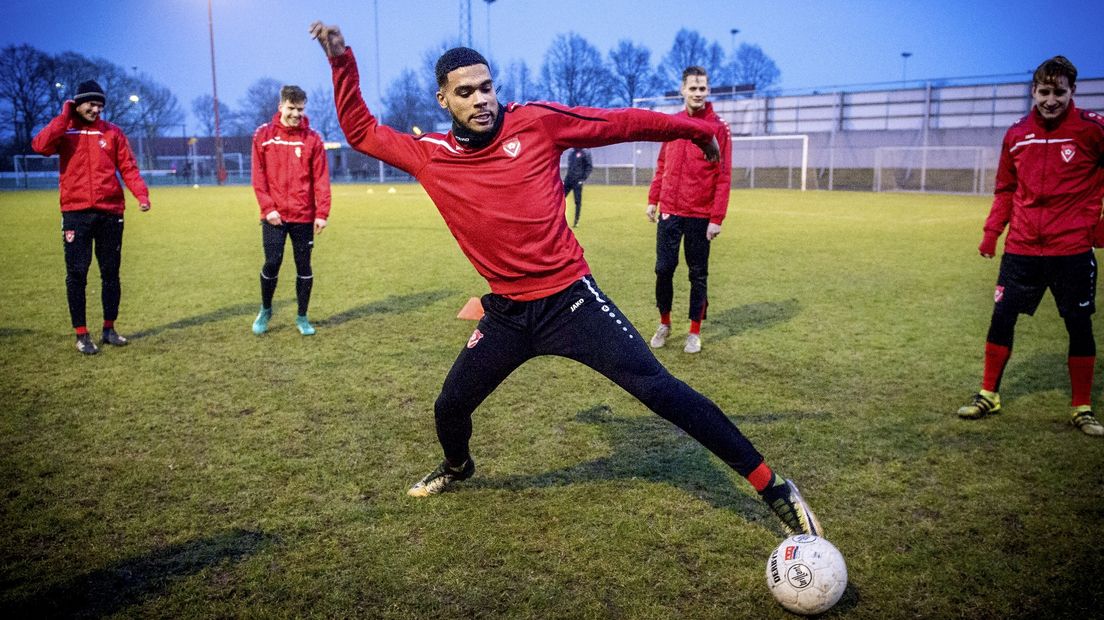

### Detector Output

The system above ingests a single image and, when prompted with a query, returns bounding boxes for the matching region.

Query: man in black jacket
[563,147,592,227]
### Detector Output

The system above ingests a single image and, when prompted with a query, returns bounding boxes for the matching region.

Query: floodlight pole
[901,52,913,85]
[484,0,496,56]
[208,0,227,184]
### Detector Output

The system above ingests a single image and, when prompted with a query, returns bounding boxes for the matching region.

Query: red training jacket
[31,102,149,215]
[983,101,1104,256]
[330,48,716,300]
[647,102,732,225]
[252,112,332,222]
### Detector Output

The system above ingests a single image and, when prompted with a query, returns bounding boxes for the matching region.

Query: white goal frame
[873,146,994,194]
[730,134,809,191]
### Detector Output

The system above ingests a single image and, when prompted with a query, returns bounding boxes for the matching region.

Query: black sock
[260,273,277,309]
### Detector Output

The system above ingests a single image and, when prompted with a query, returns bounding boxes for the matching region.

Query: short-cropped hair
[682,66,708,83]
[1033,56,1077,88]
[281,85,308,104]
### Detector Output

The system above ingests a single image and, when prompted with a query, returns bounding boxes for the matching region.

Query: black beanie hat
[74,80,106,106]
[435,47,489,86]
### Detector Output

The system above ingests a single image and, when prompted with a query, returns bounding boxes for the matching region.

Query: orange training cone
[456,296,484,320]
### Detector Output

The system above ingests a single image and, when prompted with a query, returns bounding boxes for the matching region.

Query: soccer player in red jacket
[250,85,332,336]
[958,56,1104,437]
[646,66,732,354]
[32,80,151,355]
[311,22,821,537]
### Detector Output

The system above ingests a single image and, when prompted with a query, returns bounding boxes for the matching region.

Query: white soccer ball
[766,534,847,615]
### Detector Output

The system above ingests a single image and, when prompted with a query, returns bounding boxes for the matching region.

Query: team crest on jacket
[503,137,521,158]
[99,139,107,149]
[467,328,484,348]
[295,146,302,158]
[1060,146,1075,163]
[64,230,75,243]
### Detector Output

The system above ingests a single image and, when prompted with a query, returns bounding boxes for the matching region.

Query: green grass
[1,185,1101,618]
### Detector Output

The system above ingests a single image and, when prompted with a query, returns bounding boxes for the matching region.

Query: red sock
[75,326,89,336]
[982,342,1012,392]
[689,320,702,335]
[659,312,671,326]
[747,462,775,492]
[103,320,114,330]
[1069,355,1096,407]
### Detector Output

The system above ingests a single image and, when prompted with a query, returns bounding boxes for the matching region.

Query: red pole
[208,0,227,184]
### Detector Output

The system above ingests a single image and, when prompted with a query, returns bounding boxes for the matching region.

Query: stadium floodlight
[208,0,227,185]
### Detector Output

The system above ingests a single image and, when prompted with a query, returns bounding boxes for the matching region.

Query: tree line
[0,28,778,166]
[379,28,780,134]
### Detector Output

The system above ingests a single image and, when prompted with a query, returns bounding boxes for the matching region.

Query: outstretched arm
[310,20,425,175]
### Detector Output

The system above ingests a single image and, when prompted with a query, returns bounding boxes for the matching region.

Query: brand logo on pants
[994,285,1004,303]
[467,329,484,349]
[64,230,75,243]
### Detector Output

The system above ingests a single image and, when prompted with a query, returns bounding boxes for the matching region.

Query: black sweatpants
[260,221,314,316]
[61,210,124,329]
[434,275,764,476]
[564,181,583,224]
[655,214,711,321]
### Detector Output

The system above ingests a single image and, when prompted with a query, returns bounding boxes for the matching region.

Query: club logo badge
[295,146,302,159]
[467,329,484,349]
[1060,146,1075,163]
[64,230,75,243]
[994,285,1004,303]
[503,137,521,158]
[99,139,107,149]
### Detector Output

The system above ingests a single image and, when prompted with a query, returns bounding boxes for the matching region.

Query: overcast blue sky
[8,0,1104,132]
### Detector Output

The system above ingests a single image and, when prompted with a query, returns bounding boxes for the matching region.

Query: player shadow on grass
[128,289,457,339]
[471,404,770,525]
[0,528,277,618]
[315,289,457,327]
[705,299,800,341]
[1000,350,1104,408]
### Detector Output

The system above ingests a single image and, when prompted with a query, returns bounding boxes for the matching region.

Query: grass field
[1,184,1101,618]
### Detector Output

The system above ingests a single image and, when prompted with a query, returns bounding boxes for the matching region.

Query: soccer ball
[766,534,847,615]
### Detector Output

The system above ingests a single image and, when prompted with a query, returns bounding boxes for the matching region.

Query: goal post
[620,133,809,190]
[873,146,997,194]
[730,134,809,191]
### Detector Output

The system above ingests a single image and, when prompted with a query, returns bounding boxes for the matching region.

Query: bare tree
[47,51,101,108]
[0,44,54,153]
[729,43,781,93]
[658,29,729,88]
[308,87,342,142]
[235,78,282,134]
[608,40,657,106]
[381,69,441,134]
[497,60,542,104]
[191,94,231,137]
[541,33,613,107]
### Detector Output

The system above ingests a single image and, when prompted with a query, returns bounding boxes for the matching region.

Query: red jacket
[647,102,732,225]
[251,112,331,222]
[331,48,716,300]
[983,101,1104,256]
[31,102,149,215]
